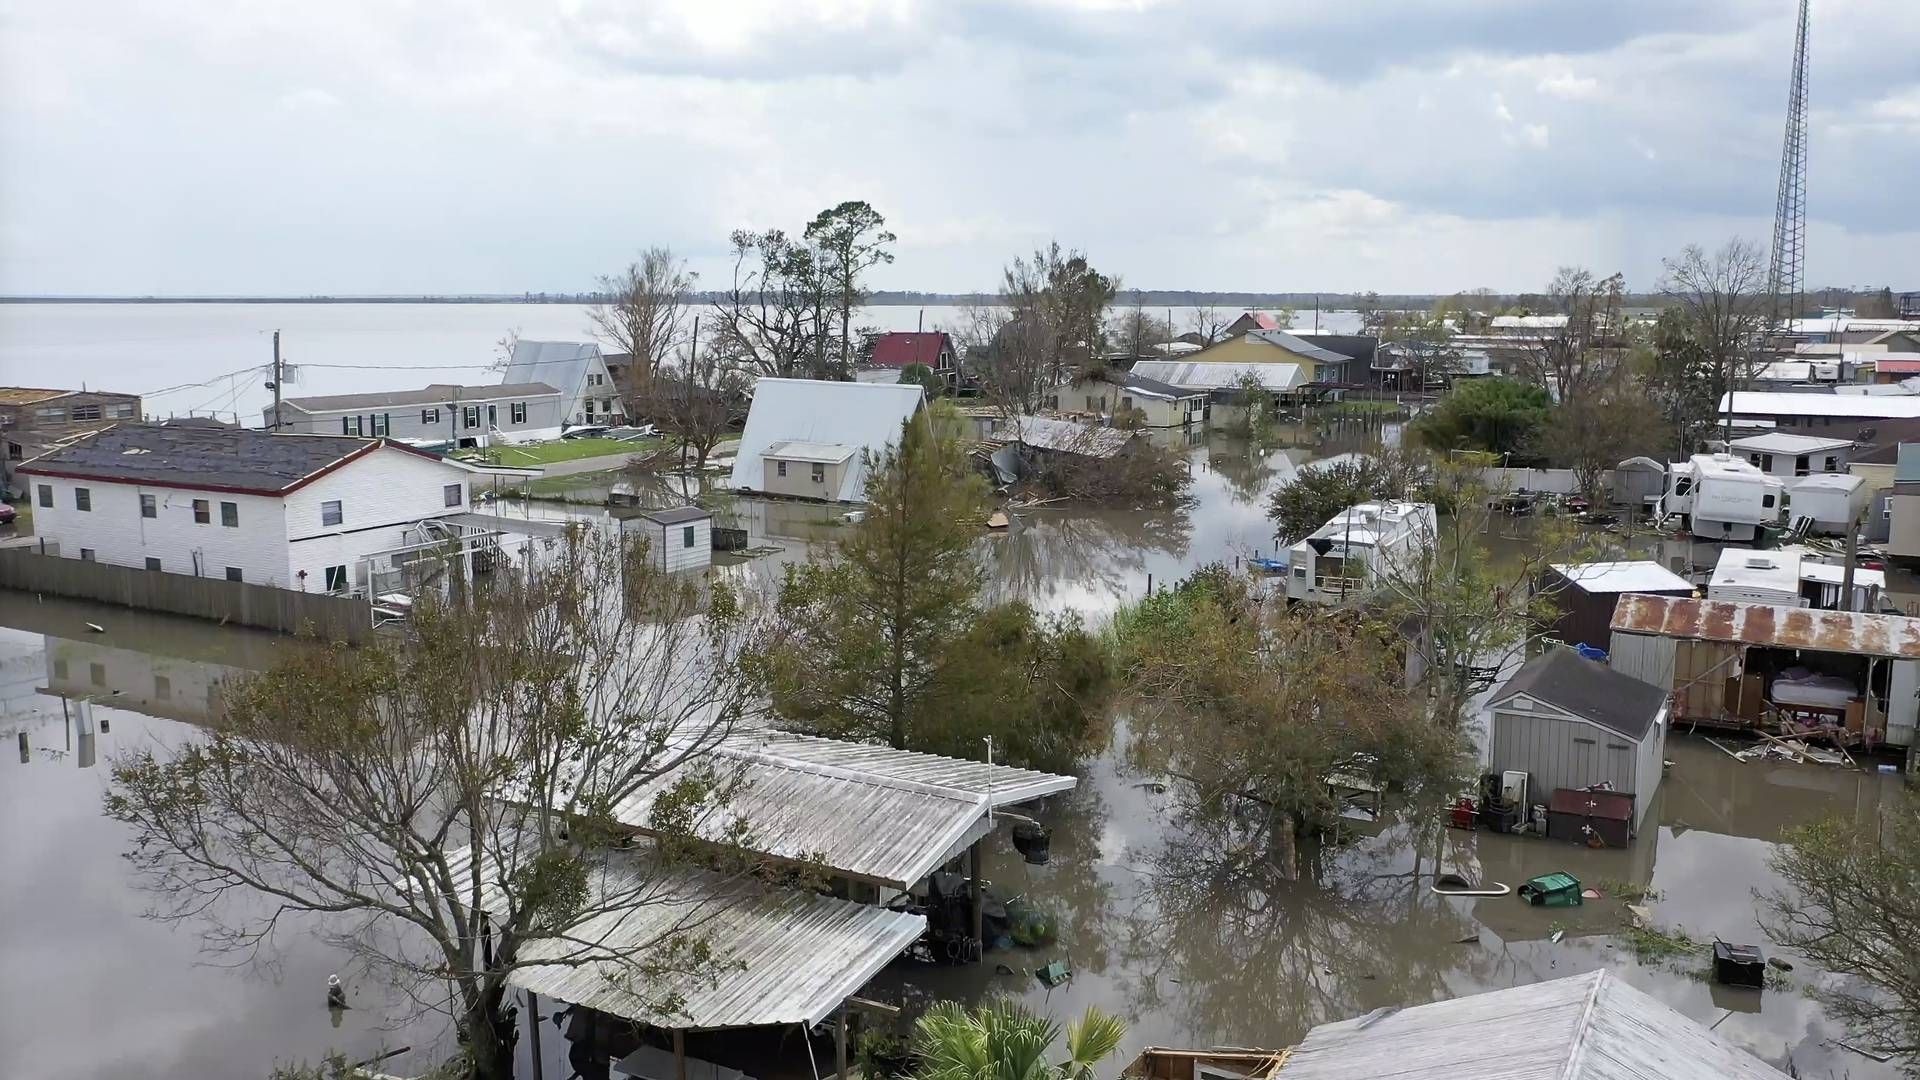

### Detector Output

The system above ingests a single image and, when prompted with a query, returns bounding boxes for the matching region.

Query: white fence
[1476,467,1604,494]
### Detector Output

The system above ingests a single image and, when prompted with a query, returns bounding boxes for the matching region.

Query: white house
[1283,501,1437,605]
[730,379,925,503]
[617,505,712,573]
[1727,431,1853,478]
[17,423,519,592]
[1046,370,1206,428]
[266,382,565,446]
[501,341,627,429]
[1657,453,1783,542]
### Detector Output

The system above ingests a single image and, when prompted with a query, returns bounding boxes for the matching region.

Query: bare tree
[1107,301,1173,358]
[710,229,825,379]
[804,201,896,376]
[643,329,750,473]
[1512,267,1625,405]
[1377,311,1463,390]
[1186,305,1233,345]
[977,244,1118,413]
[589,247,697,389]
[1660,238,1769,440]
[105,530,775,1080]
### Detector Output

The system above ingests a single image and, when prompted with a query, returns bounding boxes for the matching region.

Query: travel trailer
[1284,501,1437,605]
[1657,453,1784,542]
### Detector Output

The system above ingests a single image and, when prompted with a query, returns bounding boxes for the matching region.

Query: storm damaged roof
[1610,594,1920,659]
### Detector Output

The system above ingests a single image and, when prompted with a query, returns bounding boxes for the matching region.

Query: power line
[140,364,272,398]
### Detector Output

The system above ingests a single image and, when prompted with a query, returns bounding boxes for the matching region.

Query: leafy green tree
[1409,377,1551,457]
[900,362,944,397]
[805,201,896,375]
[759,416,1111,768]
[912,999,1126,1080]
[1761,793,1920,1071]
[1266,448,1426,544]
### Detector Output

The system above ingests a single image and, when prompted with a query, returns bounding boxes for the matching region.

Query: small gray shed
[619,505,712,573]
[1611,456,1665,510]
[1486,648,1669,834]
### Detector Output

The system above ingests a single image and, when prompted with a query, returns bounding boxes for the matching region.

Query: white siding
[26,475,290,583]
[624,517,711,573]
[282,447,473,590]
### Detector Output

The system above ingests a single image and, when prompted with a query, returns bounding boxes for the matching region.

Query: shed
[1611,456,1665,509]
[618,505,712,573]
[731,379,924,503]
[1541,561,1694,651]
[1279,969,1791,1080]
[1786,471,1868,534]
[1486,648,1669,833]
[1608,594,1920,746]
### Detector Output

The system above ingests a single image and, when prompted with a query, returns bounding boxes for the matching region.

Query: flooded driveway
[0,426,1908,1079]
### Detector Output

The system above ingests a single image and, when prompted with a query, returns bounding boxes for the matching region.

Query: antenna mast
[1767,0,1810,329]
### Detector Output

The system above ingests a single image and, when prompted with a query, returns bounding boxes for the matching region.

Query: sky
[2,0,1916,297]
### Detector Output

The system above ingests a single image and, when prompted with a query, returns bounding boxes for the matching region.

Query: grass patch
[1621,923,1699,964]
[522,467,628,500]
[465,437,656,466]
[1597,879,1662,903]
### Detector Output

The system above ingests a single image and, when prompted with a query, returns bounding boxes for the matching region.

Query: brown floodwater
[0,427,1909,1079]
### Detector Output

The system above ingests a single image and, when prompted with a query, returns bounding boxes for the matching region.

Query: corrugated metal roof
[501,341,604,397]
[605,731,1077,888]
[731,379,923,502]
[1611,593,1920,659]
[991,415,1135,458]
[1129,360,1306,392]
[1247,329,1352,365]
[1549,561,1692,595]
[445,844,924,1030]
[1281,969,1790,1080]
[1728,432,1854,454]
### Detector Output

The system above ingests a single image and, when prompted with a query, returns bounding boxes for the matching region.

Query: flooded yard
[0,424,1908,1079]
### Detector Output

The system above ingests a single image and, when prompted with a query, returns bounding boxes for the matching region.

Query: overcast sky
[2,1,1915,297]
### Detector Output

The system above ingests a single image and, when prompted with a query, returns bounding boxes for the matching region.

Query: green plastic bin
[1518,871,1583,907]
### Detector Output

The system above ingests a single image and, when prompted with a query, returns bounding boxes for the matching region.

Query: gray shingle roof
[282,382,558,413]
[1117,371,1201,399]
[17,422,389,494]
[1249,329,1354,365]
[1488,648,1668,741]
[637,505,711,525]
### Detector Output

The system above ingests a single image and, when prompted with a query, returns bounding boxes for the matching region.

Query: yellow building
[1189,329,1354,384]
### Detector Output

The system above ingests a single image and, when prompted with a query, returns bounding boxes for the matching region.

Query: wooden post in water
[968,840,984,954]
[835,1008,849,1080]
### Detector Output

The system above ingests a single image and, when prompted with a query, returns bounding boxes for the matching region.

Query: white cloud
[1537,70,1600,100]
[277,88,343,111]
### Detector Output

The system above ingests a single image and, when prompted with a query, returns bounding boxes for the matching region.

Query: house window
[74,487,91,511]
[1794,454,1810,475]
[193,499,210,524]
[463,406,479,429]
[145,557,161,571]
[601,399,612,413]
[683,525,696,548]
[422,408,440,425]
[154,675,172,700]
[1763,493,1777,509]
[1121,396,1134,411]
[140,493,156,518]
[321,500,343,527]
[342,415,363,436]
[1824,455,1837,472]
[71,404,102,421]
[323,565,348,592]
[371,413,390,437]
[220,501,238,527]
[79,548,95,562]
[37,484,51,508]
[36,406,64,421]
[443,483,463,508]
[225,567,243,582]
[52,658,67,680]
[511,402,526,424]
[5,442,18,461]
[811,462,826,483]
[777,461,788,477]
[106,403,134,419]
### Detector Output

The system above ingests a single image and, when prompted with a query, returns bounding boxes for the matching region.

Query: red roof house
[869,332,957,370]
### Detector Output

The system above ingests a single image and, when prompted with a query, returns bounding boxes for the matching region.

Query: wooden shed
[619,505,713,573]
[1541,561,1695,653]
[1486,648,1670,834]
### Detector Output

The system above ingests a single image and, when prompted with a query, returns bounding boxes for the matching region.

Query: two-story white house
[17,423,510,592]
[265,382,564,447]
[501,341,627,428]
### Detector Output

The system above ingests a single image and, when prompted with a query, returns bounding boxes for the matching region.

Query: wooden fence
[0,548,373,643]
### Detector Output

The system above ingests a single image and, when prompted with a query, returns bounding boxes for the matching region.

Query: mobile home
[1657,453,1784,541]
[1284,501,1436,605]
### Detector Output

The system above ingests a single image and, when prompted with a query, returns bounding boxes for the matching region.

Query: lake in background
[0,302,1362,426]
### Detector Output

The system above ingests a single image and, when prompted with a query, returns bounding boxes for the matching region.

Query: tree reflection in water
[987,511,1191,607]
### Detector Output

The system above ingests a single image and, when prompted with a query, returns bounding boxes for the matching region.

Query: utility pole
[268,329,283,430]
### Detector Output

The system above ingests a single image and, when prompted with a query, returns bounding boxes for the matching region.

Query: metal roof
[1116,371,1204,400]
[13,422,420,495]
[764,440,858,464]
[731,379,923,502]
[1487,648,1668,741]
[1728,431,1854,455]
[1129,360,1306,392]
[501,341,604,397]
[1281,969,1790,1080]
[1611,593,1920,659]
[445,844,924,1030]
[1548,561,1693,595]
[1246,329,1352,364]
[1786,471,1863,491]
[1721,391,1920,419]
[633,505,712,525]
[0,387,73,405]
[605,731,1076,888]
[990,415,1136,458]
[282,382,559,413]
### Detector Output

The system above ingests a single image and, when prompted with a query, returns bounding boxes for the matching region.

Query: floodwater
[0,422,1909,1079]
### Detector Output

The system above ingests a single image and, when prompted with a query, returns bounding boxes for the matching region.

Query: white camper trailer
[1284,501,1437,605]
[1657,453,1784,542]
[1785,472,1869,535]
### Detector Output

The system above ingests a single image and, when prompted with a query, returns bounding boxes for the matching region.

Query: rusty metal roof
[1610,593,1920,659]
